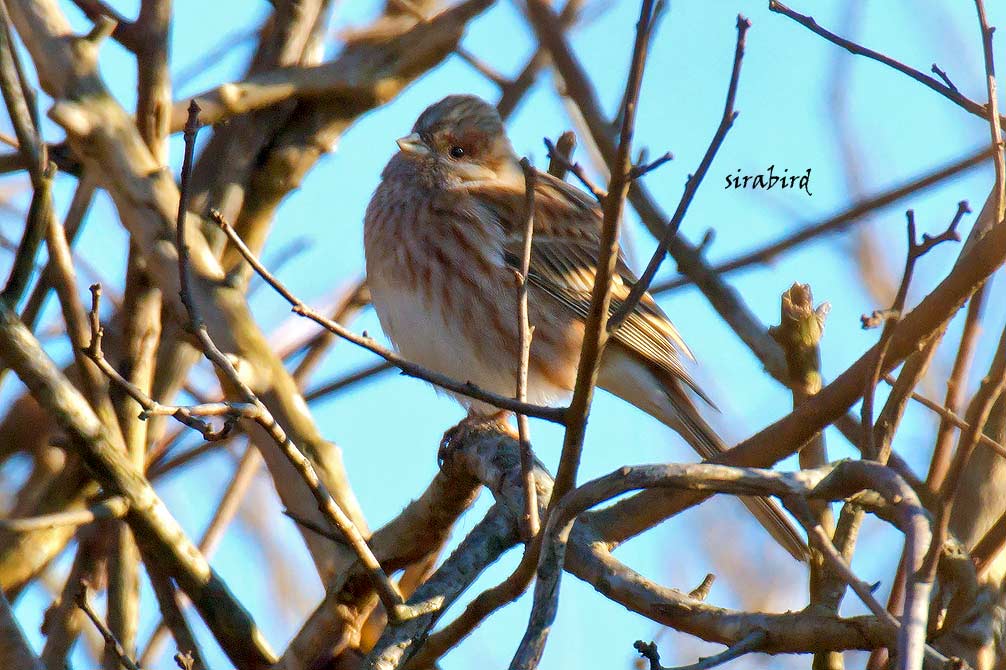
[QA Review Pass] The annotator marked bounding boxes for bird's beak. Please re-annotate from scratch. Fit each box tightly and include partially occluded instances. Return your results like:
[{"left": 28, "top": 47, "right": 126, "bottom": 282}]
[{"left": 396, "top": 132, "right": 429, "bottom": 156}]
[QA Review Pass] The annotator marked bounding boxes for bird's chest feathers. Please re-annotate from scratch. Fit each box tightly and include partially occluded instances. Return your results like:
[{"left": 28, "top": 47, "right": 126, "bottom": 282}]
[{"left": 374, "top": 195, "right": 507, "bottom": 282}]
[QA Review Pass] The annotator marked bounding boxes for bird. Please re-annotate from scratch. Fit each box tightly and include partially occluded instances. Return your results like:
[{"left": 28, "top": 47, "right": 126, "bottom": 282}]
[{"left": 364, "top": 94, "right": 807, "bottom": 561}]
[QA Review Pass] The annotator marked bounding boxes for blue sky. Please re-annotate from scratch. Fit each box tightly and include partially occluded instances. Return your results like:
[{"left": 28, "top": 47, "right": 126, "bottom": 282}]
[{"left": 3, "top": 0, "right": 1006, "bottom": 668}]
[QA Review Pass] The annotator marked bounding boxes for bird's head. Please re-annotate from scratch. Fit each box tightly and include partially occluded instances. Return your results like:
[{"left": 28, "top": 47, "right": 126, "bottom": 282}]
[{"left": 395, "top": 95, "right": 520, "bottom": 188}]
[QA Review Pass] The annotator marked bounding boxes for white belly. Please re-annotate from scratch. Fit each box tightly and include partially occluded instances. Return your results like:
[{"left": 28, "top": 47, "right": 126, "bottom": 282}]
[{"left": 368, "top": 277, "right": 567, "bottom": 411}]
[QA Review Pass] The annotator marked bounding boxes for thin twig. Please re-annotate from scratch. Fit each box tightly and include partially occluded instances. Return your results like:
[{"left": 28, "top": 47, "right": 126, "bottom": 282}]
[
  {"left": 0, "top": 0, "right": 50, "bottom": 305},
  {"left": 974, "top": 0, "right": 1006, "bottom": 227},
  {"left": 75, "top": 583, "right": 142, "bottom": 670},
  {"left": 650, "top": 146, "right": 991, "bottom": 295},
  {"left": 547, "top": 0, "right": 660, "bottom": 510},
  {"left": 546, "top": 131, "right": 576, "bottom": 179},
  {"left": 608, "top": 14, "right": 750, "bottom": 332},
  {"left": 925, "top": 286, "right": 990, "bottom": 487},
  {"left": 633, "top": 632, "right": 766, "bottom": 670},
  {"left": 497, "top": 0, "right": 585, "bottom": 119},
  {"left": 627, "top": 151, "right": 672, "bottom": 180},
  {"left": 404, "top": 536, "right": 542, "bottom": 667},
  {"left": 543, "top": 136, "right": 605, "bottom": 202},
  {"left": 209, "top": 209, "right": 567, "bottom": 424},
  {"left": 84, "top": 286, "right": 239, "bottom": 441},
  {"left": 282, "top": 508, "right": 350, "bottom": 546},
  {"left": 880, "top": 373, "right": 1006, "bottom": 458},
  {"left": 0, "top": 496, "right": 128, "bottom": 532},
  {"left": 859, "top": 203, "right": 967, "bottom": 462},
  {"left": 141, "top": 562, "right": 207, "bottom": 670},
  {"left": 303, "top": 361, "right": 394, "bottom": 402},
  {"left": 928, "top": 326, "right": 1006, "bottom": 571},
  {"left": 140, "top": 445, "right": 260, "bottom": 668},
  {"left": 972, "top": 507, "right": 1006, "bottom": 577},
  {"left": 516, "top": 158, "right": 540, "bottom": 539},
  {"left": 174, "top": 103, "right": 409, "bottom": 621},
  {"left": 511, "top": 1, "right": 663, "bottom": 664},
  {"left": 931, "top": 63, "right": 958, "bottom": 93},
  {"left": 769, "top": 0, "right": 999, "bottom": 125}
]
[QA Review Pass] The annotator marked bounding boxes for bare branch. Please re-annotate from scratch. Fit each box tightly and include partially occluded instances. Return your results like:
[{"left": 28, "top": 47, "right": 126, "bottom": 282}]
[
  {"left": 76, "top": 583, "right": 142, "bottom": 670},
  {"left": 609, "top": 14, "right": 749, "bottom": 332},
  {"left": 546, "top": 130, "right": 576, "bottom": 179},
  {"left": 972, "top": 0, "right": 1005, "bottom": 227},
  {"left": 926, "top": 287, "right": 991, "bottom": 487},
  {"left": 650, "top": 146, "right": 991, "bottom": 296},
  {"left": 0, "top": 301, "right": 277, "bottom": 669},
  {"left": 175, "top": 103, "right": 408, "bottom": 623},
  {"left": 211, "top": 208, "right": 567, "bottom": 423},
  {"left": 0, "top": 589, "right": 44, "bottom": 670},
  {"left": 0, "top": 496, "right": 127, "bottom": 532},
  {"left": 516, "top": 158, "right": 540, "bottom": 538},
  {"left": 859, "top": 203, "right": 968, "bottom": 462},
  {"left": 881, "top": 373, "right": 1006, "bottom": 459},
  {"left": 769, "top": 0, "right": 999, "bottom": 124},
  {"left": 547, "top": 0, "right": 661, "bottom": 514},
  {"left": 633, "top": 632, "right": 766, "bottom": 670},
  {"left": 543, "top": 136, "right": 605, "bottom": 201}
]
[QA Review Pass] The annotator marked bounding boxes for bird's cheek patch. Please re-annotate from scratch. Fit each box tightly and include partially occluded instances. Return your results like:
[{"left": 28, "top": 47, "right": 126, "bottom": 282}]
[{"left": 450, "top": 161, "right": 497, "bottom": 184}]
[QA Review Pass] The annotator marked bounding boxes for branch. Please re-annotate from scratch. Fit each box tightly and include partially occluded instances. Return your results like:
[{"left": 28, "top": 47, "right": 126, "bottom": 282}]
[
  {"left": 84, "top": 284, "right": 240, "bottom": 441},
  {"left": 0, "top": 302, "right": 277, "bottom": 669},
  {"left": 379, "top": 422, "right": 956, "bottom": 667},
  {"left": 768, "top": 283, "right": 835, "bottom": 644},
  {"left": 140, "top": 446, "right": 260, "bottom": 668},
  {"left": 609, "top": 14, "right": 749, "bottom": 332},
  {"left": 279, "top": 454, "right": 481, "bottom": 670},
  {"left": 548, "top": 0, "right": 661, "bottom": 515},
  {"left": 0, "top": 589, "right": 44, "bottom": 670},
  {"left": 6, "top": 0, "right": 490, "bottom": 588},
  {"left": 543, "top": 136, "right": 605, "bottom": 202},
  {"left": 303, "top": 361, "right": 395, "bottom": 402},
  {"left": 651, "top": 145, "right": 991, "bottom": 295},
  {"left": 169, "top": 0, "right": 494, "bottom": 131},
  {"left": 76, "top": 583, "right": 142, "bottom": 670},
  {"left": 0, "top": 495, "right": 127, "bottom": 532},
  {"left": 880, "top": 373, "right": 1006, "bottom": 459},
  {"left": 142, "top": 564, "right": 208, "bottom": 670},
  {"left": 174, "top": 103, "right": 407, "bottom": 622},
  {"left": 926, "top": 287, "right": 991, "bottom": 487},
  {"left": 928, "top": 326, "right": 1006, "bottom": 581},
  {"left": 523, "top": 458, "right": 945, "bottom": 668},
  {"left": 364, "top": 506, "right": 521, "bottom": 670},
  {"left": 633, "top": 633, "right": 766, "bottom": 670},
  {"left": 974, "top": 0, "right": 1005, "bottom": 227},
  {"left": 515, "top": 158, "right": 540, "bottom": 538},
  {"left": 210, "top": 209, "right": 566, "bottom": 423},
  {"left": 524, "top": 0, "right": 789, "bottom": 380},
  {"left": 859, "top": 204, "right": 967, "bottom": 462},
  {"left": 0, "top": 0, "right": 51, "bottom": 306},
  {"left": 546, "top": 130, "right": 576, "bottom": 179},
  {"left": 769, "top": 0, "right": 999, "bottom": 124}
]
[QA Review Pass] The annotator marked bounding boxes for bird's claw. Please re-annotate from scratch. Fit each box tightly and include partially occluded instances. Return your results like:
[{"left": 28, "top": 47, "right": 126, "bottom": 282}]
[{"left": 438, "top": 410, "right": 515, "bottom": 472}]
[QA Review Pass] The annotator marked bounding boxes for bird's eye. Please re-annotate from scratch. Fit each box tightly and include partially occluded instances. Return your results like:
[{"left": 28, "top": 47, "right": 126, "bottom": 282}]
[{"left": 449, "top": 146, "right": 466, "bottom": 158}]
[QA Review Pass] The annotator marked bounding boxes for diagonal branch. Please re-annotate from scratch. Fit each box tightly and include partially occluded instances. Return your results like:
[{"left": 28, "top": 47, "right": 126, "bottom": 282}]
[
  {"left": 211, "top": 209, "right": 566, "bottom": 423},
  {"left": 769, "top": 0, "right": 999, "bottom": 125},
  {"left": 0, "top": 301, "right": 277, "bottom": 669},
  {"left": 546, "top": 0, "right": 660, "bottom": 511},
  {"left": 609, "top": 14, "right": 749, "bottom": 332},
  {"left": 650, "top": 145, "right": 991, "bottom": 295}
]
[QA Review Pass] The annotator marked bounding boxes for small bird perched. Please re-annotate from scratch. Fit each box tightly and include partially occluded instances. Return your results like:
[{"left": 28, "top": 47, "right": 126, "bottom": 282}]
[{"left": 364, "top": 94, "right": 807, "bottom": 561}]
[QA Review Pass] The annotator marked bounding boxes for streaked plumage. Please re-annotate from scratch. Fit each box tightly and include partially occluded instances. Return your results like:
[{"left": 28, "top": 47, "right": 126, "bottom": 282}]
[{"left": 364, "top": 94, "right": 807, "bottom": 561}]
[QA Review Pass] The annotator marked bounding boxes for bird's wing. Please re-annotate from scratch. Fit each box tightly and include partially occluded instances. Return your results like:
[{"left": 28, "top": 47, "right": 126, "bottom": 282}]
[{"left": 471, "top": 168, "right": 710, "bottom": 404}]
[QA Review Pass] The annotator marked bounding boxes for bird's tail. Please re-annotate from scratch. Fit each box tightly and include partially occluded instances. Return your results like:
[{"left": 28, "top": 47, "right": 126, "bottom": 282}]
[
  {"left": 597, "top": 348, "right": 809, "bottom": 562},
  {"left": 672, "top": 397, "right": 810, "bottom": 562}
]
